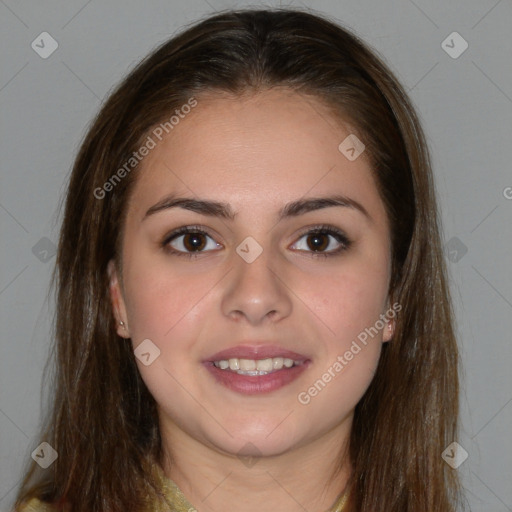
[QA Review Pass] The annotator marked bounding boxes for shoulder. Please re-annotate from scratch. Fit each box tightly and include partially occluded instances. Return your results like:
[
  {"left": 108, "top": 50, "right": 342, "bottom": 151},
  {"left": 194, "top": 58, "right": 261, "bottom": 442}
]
[{"left": 16, "top": 498, "right": 60, "bottom": 512}]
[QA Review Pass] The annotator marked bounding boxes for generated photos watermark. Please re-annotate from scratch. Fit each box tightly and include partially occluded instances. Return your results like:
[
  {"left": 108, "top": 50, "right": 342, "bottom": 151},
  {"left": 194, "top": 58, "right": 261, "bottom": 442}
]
[
  {"left": 297, "top": 301, "right": 402, "bottom": 405},
  {"left": 94, "top": 97, "right": 197, "bottom": 199}
]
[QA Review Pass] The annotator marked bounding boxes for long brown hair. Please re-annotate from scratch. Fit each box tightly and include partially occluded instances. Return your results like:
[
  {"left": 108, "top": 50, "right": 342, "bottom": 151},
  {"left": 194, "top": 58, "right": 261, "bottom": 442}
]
[{"left": 15, "top": 8, "right": 464, "bottom": 511}]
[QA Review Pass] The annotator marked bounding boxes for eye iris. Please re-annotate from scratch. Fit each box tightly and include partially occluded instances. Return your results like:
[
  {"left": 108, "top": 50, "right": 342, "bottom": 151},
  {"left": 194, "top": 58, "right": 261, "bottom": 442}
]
[
  {"left": 307, "top": 233, "right": 329, "bottom": 251},
  {"left": 183, "top": 233, "right": 206, "bottom": 251}
]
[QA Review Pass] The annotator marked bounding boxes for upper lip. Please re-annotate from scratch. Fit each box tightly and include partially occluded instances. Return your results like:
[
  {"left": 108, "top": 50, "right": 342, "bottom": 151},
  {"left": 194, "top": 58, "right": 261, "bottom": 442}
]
[{"left": 205, "top": 344, "right": 309, "bottom": 362}]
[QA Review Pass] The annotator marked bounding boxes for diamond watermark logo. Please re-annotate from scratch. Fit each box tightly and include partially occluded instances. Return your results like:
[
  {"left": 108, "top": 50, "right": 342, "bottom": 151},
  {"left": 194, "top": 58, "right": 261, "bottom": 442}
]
[
  {"left": 31, "top": 32, "right": 59, "bottom": 59},
  {"left": 441, "top": 32, "right": 468, "bottom": 59},
  {"left": 32, "top": 237, "right": 57, "bottom": 263},
  {"left": 31, "top": 442, "right": 58, "bottom": 469},
  {"left": 338, "top": 134, "right": 365, "bottom": 161},
  {"left": 236, "top": 236, "right": 263, "bottom": 264},
  {"left": 445, "top": 237, "right": 468, "bottom": 263},
  {"left": 236, "top": 442, "right": 263, "bottom": 468},
  {"left": 442, "top": 441, "right": 468, "bottom": 469},
  {"left": 134, "top": 339, "right": 161, "bottom": 366}
]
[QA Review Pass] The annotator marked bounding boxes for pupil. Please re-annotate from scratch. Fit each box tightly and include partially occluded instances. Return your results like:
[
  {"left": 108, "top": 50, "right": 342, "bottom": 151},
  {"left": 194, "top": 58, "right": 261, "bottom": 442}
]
[
  {"left": 184, "top": 233, "right": 205, "bottom": 251},
  {"left": 308, "top": 234, "right": 328, "bottom": 251}
]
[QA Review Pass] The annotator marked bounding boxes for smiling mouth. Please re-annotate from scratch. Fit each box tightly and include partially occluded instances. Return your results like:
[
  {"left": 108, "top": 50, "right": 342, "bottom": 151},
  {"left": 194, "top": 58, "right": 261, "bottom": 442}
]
[
  {"left": 204, "top": 356, "right": 310, "bottom": 395},
  {"left": 211, "top": 356, "right": 307, "bottom": 376}
]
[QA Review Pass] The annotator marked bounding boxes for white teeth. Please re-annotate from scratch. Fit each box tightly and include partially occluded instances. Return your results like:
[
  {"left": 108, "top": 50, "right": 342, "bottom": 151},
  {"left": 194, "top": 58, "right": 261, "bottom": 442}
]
[
  {"left": 256, "top": 358, "right": 273, "bottom": 371},
  {"left": 239, "top": 359, "right": 256, "bottom": 371},
  {"left": 236, "top": 370, "right": 273, "bottom": 376},
  {"left": 213, "top": 356, "right": 304, "bottom": 374},
  {"left": 273, "top": 357, "right": 284, "bottom": 370}
]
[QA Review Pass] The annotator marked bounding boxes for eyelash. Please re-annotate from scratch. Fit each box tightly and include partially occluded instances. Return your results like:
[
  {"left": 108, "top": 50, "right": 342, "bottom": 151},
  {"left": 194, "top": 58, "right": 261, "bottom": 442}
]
[{"left": 161, "top": 224, "right": 352, "bottom": 260}]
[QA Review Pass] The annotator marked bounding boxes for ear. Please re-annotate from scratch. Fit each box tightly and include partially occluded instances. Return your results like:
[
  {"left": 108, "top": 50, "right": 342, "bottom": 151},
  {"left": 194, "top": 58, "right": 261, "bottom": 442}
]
[
  {"left": 381, "top": 298, "right": 396, "bottom": 343},
  {"left": 382, "top": 317, "right": 395, "bottom": 343},
  {"left": 107, "top": 259, "right": 130, "bottom": 338}
]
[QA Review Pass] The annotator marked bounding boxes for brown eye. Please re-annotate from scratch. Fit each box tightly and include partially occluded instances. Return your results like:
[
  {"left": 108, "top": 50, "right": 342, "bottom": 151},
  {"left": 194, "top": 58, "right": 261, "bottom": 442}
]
[
  {"left": 181, "top": 233, "right": 207, "bottom": 252},
  {"left": 305, "top": 233, "right": 330, "bottom": 252},
  {"left": 163, "top": 226, "right": 222, "bottom": 258},
  {"left": 291, "top": 226, "right": 351, "bottom": 257}
]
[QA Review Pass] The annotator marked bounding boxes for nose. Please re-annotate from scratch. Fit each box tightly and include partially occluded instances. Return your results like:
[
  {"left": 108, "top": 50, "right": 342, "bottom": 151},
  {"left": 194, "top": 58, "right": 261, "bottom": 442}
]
[{"left": 221, "top": 243, "right": 293, "bottom": 326}]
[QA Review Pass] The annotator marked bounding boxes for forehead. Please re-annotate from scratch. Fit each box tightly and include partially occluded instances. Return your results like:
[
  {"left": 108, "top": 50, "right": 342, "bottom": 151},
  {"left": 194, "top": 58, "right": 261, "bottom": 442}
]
[{"left": 126, "top": 88, "right": 385, "bottom": 225}]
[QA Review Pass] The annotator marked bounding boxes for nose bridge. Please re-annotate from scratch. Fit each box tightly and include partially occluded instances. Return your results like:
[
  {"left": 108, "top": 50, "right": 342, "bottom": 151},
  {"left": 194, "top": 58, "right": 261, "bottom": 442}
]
[{"left": 221, "top": 238, "right": 292, "bottom": 324}]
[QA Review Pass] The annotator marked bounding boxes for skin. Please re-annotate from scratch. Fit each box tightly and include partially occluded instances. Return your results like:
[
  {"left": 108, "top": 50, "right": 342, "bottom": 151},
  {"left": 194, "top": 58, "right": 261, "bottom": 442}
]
[{"left": 108, "top": 88, "right": 394, "bottom": 512}]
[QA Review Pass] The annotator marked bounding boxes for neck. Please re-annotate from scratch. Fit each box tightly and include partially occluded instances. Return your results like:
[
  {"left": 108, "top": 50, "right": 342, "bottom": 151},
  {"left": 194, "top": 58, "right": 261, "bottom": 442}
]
[{"left": 159, "top": 417, "right": 353, "bottom": 512}]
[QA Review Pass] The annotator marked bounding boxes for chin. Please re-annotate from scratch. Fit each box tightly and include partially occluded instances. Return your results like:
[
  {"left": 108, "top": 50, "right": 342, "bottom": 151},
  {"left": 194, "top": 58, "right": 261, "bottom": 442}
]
[{"left": 205, "top": 421, "right": 304, "bottom": 459}]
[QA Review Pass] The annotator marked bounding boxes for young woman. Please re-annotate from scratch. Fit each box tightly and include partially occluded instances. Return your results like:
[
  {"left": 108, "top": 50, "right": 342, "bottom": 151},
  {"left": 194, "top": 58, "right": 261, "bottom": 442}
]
[{"left": 15, "top": 8, "right": 464, "bottom": 512}]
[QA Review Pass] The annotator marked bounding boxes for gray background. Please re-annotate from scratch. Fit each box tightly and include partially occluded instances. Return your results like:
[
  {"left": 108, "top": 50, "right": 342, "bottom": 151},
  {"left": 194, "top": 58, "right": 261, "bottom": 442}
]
[{"left": 1, "top": 0, "right": 511, "bottom": 510}]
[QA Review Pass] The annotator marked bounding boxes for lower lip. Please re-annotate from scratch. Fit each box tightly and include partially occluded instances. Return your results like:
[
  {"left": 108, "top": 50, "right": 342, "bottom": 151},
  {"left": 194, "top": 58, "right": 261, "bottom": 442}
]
[{"left": 203, "top": 361, "right": 310, "bottom": 395}]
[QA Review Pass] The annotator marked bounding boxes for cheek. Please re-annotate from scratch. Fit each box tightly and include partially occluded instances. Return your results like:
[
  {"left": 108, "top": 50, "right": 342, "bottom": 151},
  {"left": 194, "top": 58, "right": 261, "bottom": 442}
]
[
  {"left": 297, "top": 340, "right": 382, "bottom": 431},
  {"left": 122, "top": 259, "right": 212, "bottom": 341},
  {"left": 307, "top": 257, "right": 390, "bottom": 340},
  {"left": 297, "top": 256, "right": 389, "bottom": 397},
  {"left": 123, "top": 264, "right": 213, "bottom": 421},
  {"left": 297, "top": 270, "right": 388, "bottom": 414}
]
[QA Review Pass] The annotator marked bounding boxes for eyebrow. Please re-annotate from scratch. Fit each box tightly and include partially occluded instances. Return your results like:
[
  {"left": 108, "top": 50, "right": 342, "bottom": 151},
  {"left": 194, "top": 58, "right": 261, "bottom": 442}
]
[{"left": 143, "top": 194, "right": 371, "bottom": 222}]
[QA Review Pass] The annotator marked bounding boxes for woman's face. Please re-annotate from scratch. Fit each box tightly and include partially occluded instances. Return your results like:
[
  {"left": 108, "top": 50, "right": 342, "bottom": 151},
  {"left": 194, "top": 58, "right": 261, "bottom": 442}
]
[{"left": 109, "top": 88, "right": 394, "bottom": 458}]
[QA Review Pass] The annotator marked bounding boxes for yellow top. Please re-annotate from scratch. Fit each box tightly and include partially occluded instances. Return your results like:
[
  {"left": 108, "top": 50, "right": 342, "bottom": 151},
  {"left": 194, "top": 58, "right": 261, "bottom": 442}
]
[{"left": 18, "top": 463, "right": 350, "bottom": 512}]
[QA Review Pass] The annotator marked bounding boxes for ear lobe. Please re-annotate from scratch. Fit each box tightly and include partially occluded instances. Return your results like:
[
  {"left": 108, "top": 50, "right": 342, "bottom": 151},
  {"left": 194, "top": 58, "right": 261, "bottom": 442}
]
[
  {"left": 107, "top": 259, "right": 130, "bottom": 338},
  {"left": 382, "top": 319, "right": 395, "bottom": 343},
  {"left": 382, "top": 297, "right": 396, "bottom": 343}
]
